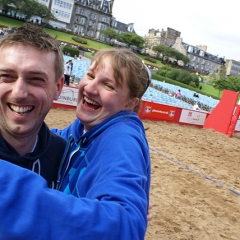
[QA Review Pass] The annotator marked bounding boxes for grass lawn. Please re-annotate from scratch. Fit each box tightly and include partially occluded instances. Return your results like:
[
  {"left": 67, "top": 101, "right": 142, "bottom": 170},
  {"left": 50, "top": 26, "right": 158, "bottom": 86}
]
[
  {"left": 0, "top": 16, "right": 23, "bottom": 28},
  {"left": 199, "top": 82, "right": 222, "bottom": 99},
  {"left": 0, "top": 15, "right": 221, "bottom": 99}
]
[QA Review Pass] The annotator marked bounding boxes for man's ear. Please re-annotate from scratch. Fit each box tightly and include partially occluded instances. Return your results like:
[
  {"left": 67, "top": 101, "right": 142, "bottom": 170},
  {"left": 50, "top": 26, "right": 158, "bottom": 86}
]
[
  {"left": 54, "top": 75, "right": 64, "bottom": 100},
  {"left": 125, "top": 97, "right": 139, "bottom": 110}
]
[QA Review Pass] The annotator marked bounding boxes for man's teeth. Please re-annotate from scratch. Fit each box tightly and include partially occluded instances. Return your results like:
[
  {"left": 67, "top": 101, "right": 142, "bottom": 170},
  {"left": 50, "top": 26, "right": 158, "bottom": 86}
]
[
  {"left": 10, "top": 105, "right": 33, "bottom": 113},
  {"left": 84, "top": 96, "right": 99, "bottom": 106}
]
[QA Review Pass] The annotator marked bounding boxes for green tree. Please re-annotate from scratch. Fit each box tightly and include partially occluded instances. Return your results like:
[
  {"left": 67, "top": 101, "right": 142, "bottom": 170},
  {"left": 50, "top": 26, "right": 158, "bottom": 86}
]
[
  {"left": 172, "top": 49, "right": 190, "bottom": 65},
  {"left": 129, "top": 33, "right": 145, "bottom": 48},
  {"left": 35, "top": 1, "right": 56, "bottom": 21},
  {"left": 153, "top": 45, "right": 190, "bottom": 65},
  {"left": 152, "top": 44, "right": 171, "bottom": 60},
  {"left": 166, "top": 69, "right": 180, "bottom": 80},
  {"left": 176, "top": 70, "right": 192, "bottom": 85},
  {"left": 100, "top": 27, "right": 118, "bottom": 40},
  {"left": 156, "top": 65, "right": 171, "bottom": 77},
  {"left": 190, "top": 73, "right": 199, "bottom": 87},
  {"left": 213, "top": 78, "right": 232, "bottom": 97},
  {"left": 0, "top": 0, "right": 55, "bottom": 21},
  {"left": 227, "top": 76, "right": 240, "bottom": 92},
  {"left": 213, "top": 77, "right": 240, "bottom": 93},
  {"left": 18, "top": 0, "right": 55, "bottom": 21},
  {"left": 116, "top": 32, "right": 144, "bottom": 48},
  {"left": 0, "top": 0, "right": 19, "bottom": 15}
]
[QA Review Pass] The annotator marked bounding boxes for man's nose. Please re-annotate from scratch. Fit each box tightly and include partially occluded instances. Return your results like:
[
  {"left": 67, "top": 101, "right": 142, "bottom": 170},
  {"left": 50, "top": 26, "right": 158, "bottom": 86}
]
[{"left": 11, "top": 78, "right": 28, "bottom": 98}]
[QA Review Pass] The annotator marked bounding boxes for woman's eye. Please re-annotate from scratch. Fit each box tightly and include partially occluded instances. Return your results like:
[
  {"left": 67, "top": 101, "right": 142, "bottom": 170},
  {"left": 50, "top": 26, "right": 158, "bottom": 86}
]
[
  {"left": 105, "top": 83, "right": 114, "bottom": 90},
  {"left": 87, "top": 73, "right": 94, "bottom": 79}
]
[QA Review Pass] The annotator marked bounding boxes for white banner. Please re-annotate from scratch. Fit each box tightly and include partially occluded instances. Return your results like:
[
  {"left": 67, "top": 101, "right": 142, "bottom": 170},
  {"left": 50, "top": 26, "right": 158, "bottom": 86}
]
[
  {"left": 234, "top": 120, "right": 240, "bottom": 131},
  {"left": 53, "top": 86, "right": 78, "bottom": 107},
  {"left": 179, "top": 109, "right": 208, "bottom": 126}
]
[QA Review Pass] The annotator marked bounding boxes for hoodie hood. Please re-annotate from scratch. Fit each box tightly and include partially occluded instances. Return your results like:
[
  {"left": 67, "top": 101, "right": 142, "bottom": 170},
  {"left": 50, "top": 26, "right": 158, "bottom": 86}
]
[
  {"left": 74, "top": 110, "right": 144, "bottom": 148},
  {"left": 0, "top": 122, "right": 51, "bottom": 163}
]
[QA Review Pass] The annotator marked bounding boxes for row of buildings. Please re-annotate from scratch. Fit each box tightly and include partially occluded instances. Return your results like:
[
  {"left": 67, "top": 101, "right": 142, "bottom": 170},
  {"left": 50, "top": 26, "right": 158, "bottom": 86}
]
[
  {"left": 143, "top": 28, "right": 240, "bottom": 78},
  {"left": 2, "top": 0, "right": 239, "bottom": 78},
  {"left": 37, "top": 0, "right": 134, "bottom": 42}
]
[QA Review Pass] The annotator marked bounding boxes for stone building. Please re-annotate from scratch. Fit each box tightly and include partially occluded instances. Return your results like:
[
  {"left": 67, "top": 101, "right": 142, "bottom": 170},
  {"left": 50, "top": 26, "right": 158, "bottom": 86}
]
[
  {"left": 172, "top": 37, "right": 187, "bottom": 55},
  {"left": 37, "top": 0, "right": 74, "bottom": 28},
  {"left": 144, "top": 27, "right": 226, "bottom": 75},
  {"left": 36, "top": 0, "right": 134, "bottom": 40},
  {"left": 225, "top": 59, "right": 240, "bottom": 77},
  {"left": 182, "top": 42, "right": 225, "bottom": 75},
  {"left": 69, "top": 0, "right": 113, "bottom": 39},
  {"left": 144, "top": 27, "right": 181, "bottom": 50}
]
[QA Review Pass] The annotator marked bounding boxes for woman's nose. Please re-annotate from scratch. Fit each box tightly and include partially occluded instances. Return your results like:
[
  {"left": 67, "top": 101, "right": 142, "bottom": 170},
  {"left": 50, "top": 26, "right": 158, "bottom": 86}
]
[{"left": 84, "top": 79, "right": 99, "bottom": 95}]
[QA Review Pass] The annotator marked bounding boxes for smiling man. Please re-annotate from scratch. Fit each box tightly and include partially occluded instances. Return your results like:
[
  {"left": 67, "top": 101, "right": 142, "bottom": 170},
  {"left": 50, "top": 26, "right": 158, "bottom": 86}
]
[{"left": 0, "top": 24, "right": 66, "bottom": 188}]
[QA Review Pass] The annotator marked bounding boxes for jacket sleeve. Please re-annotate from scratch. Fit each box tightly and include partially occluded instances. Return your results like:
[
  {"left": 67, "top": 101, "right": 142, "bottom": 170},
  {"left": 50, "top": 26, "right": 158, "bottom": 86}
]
[
  {"left": 0, "top": 139, "right": 150, "bottom": 240},
  {"left": 51, "top": 118, "right": 80, "bottom": 141},
  {"left": 0, "top": 161, "right": 100, "bottom": 239}
]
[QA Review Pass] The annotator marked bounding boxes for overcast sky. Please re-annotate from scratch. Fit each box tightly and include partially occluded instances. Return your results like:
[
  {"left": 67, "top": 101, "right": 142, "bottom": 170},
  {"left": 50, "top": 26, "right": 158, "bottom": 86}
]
[{"left": 112, "top": 0, "right": 239, "bottom": 61}]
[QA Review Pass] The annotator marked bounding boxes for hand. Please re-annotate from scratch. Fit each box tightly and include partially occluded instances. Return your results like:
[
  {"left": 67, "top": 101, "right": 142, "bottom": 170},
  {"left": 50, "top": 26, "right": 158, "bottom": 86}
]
[{"left": 147, "top": 202, "right": 153, "bottom": 226}]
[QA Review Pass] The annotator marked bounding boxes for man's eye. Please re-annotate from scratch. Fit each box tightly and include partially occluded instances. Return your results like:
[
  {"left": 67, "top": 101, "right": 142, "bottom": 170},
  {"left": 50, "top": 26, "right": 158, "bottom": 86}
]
[
  {"left": 0, "top": 74, "right": 15, "bottom": 82},
  {"left": 31, "top": 77, "right": 44, "bottom": 81}
]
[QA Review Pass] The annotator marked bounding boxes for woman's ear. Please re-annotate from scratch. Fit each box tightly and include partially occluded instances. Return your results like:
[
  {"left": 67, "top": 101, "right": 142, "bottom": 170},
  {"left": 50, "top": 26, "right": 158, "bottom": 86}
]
[{"left": 125, "top": 97, "right": 139, "bottom": 110}]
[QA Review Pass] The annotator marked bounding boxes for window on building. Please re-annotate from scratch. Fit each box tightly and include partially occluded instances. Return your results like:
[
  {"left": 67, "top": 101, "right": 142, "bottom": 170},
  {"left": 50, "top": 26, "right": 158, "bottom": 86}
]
[
  {"left": 81, "top": 18, "right": 85, "bottom": 24},
  {"left": 127, "top": 26, "right": 133, "bottom": 32},
  {"left": 199, "top": 50, "right": 204, "bottom": 57},
  {"left": 97, "top": 23, "right": 106, "bottom": 30},
  {"left": 102, "top": 16, "right": 106, "bottom": 22},
  {"left": 188, "top": 46, "right": 193, "bottom": 53}
]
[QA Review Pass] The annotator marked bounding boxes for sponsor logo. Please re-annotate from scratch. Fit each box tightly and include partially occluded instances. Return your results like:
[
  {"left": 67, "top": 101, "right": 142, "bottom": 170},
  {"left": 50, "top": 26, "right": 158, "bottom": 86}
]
[
  {"left": 169, "top": 111, "right": 175, "bottom": 117},
  {"left": 145, "top": 106, "right": 151, "bottom": 114}
]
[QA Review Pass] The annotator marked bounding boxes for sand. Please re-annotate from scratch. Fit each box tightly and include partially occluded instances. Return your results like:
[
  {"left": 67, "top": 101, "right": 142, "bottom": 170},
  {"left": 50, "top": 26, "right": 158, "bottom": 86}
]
[{"left": 45, "top": 108, "right": 240, "bottom": 240}]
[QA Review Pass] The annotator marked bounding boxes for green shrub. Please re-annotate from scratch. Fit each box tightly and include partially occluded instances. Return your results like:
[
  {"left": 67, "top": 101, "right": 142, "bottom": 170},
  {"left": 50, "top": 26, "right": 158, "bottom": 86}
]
[
  {"left": 189, "top": 81, "right": 197, "bottom": 88},
  {"left": 72, "top": 36, "right": 87, "bottom": 44},
  {"left": 176, "top": 70, "right": 192, "bottom": 85},
  {"left": 166, "top": 69, "right": 180, "bottom": 80},
  {"left": 145, "top": 56, "right": 156, "bottom": 63},
  {"left": 61, "top": 46, "right": 79, "bottom": 57}
]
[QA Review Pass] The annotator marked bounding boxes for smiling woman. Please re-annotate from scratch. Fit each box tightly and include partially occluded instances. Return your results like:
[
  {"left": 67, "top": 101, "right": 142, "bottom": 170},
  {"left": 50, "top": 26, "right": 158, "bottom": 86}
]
[{"left": 76, "top": 48, "right": 151, "bottom": 130}]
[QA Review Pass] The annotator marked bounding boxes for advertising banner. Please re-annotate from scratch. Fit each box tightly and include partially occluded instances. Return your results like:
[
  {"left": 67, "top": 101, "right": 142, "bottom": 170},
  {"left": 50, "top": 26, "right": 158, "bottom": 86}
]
[
  {"left": 140, "top": 101, "right": 178, "bottom": 122},
  {"left": 179, "top": 109, "right": 208, "bottom": 126},
  {"left": 53, "top": 86, "right": 78, "bottom": 107}
]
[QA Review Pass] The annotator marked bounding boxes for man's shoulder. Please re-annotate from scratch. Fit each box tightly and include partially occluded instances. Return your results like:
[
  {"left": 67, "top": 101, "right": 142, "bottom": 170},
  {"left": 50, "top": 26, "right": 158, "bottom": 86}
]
[{"left": 50, "top": 131, "right": 67, "bottom": 147}]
